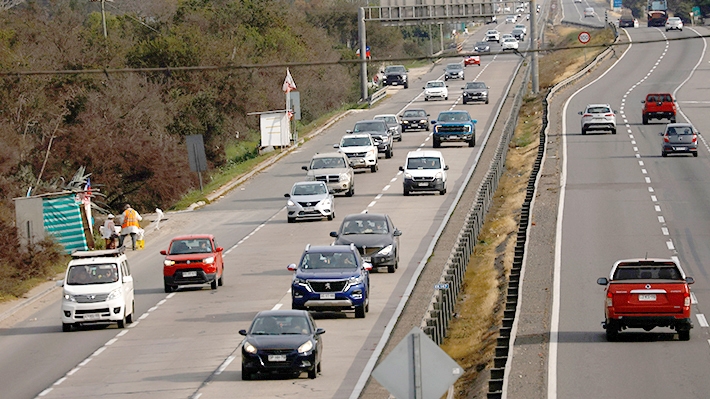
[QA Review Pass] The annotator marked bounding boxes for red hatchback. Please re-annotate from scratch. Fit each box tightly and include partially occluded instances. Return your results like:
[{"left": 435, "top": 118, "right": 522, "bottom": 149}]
[
  {"left": 464, "top": 55, "right": 480, "bottom": 66},
  {"left": 161, "top": 234, "right": 224, "bottom": 293}
]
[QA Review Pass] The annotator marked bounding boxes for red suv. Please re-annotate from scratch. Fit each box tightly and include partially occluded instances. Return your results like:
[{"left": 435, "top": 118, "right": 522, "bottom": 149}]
[
  {"left": 642, "top": 93, "right": 676, "bottom": 124},
  {"left": 161, "top": 234, "right": 224, "bottom": 293}
]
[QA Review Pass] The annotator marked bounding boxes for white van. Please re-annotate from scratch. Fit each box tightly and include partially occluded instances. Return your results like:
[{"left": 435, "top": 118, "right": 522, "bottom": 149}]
[
  {"left": 399, "top": 150, "right": 449, "bottom": 196},
  {"left": 59, "top": 247, "right": 135, "bottom": 332}
]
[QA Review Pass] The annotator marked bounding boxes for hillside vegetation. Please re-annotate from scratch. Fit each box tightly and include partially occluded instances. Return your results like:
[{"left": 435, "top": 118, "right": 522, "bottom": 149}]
[{"left": 0, "top": 0, "right": 434, "bottom": 299}]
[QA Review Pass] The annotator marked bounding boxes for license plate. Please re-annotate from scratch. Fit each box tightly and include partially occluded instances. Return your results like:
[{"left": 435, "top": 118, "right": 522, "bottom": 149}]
[
  {"left": 268, "top": 354, "right": 287, "bottom": 362},
  {"left": 418, "top": 182, "right": 429, "bottom": 187},
  {"left": 391, "top": 82, "right": 398, "bottom": 85},
  {"left": 449, "top": 136, "right": 459, "bottom": 140},
  {"left": 674, "top": 147, "right": 687, "bottom": 151},
  {"left": 320, "top": 293, "right": 335, "bottom": 300},
  {"left": 638, "top": 294, "right": 656, "bottom": 301},
  {"left": 83, "top": 313, "right": 101, "bottom": 321},
  {"left": 304, "top": 207, "right": 314, "bottom": 212},
  {"left": 183, "top": 271, "right": 197, "bottom": 277}
]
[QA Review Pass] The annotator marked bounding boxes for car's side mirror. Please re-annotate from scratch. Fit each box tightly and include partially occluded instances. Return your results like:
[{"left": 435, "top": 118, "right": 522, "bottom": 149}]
[
  {"left": 239, "top": 329, "right": 247, "bottom": 336},
  {"left": 578, "top": 111, "right": 583, "bottom": 115},
  {"left": 329, "top": 231, "right": 339, "bottom": 238},
  {"left": 444, "top": 165, "right": 450, "bottom": 170},
  {"left": 346, "top": 129, "right": 353, "bottom": 134},
  {"left": 422, "top": 87, "right": 426, "bottom": 89},
  {"left": 216, "top": 247, "right": 224, "bottom": 252},
  {"left": 284, "top": 193, "right": 291, "bottom": 198},
  {"left": 302, "top": 166, "right": 308, "bottom": 171},
  {"left": 160, "top": 250, "right": 167, "bottom": 255},
  {"left": 315, "top": 328, "right": 326, "bottom": 335},
  {"left": 686, "top": 277, "right": 695, "bottom": 285},
  {"left": 472, "top": 119, "right": 478, "bottom": 124},
  {"left": 399, "top": 166, "right": 404, "bottom": 171},
  {"left": 380, "top": 70, "right": 384, "bottom": 73},
  {"left": 363, "top": 262, "right": 373, "bottom": 271},
  {"left": 287, "top": 263, "right": 297, "bottom": 271},
  {"left": 597, "top": 277, "right": 609, "bottom": 285},
  {"left": 393, "top": 229, "right": 402, "bottom": 237},
  {"left": 659, "top": 132, "right": 664, "bottom": 136},
  {"left": 333, "top": 144, "right": 340, "bottom": 148},
  {"left": 641, "top": 100, "right": 646, "bottom": 103},
  {"left": 431, "top": 120, "right": 437, "bottom": 125}
]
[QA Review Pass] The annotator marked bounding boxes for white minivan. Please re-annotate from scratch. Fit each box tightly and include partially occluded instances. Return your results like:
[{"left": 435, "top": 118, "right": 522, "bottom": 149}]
[
  {"left": 399, "top": 150, "right": 449, "bottom": 196},
  {"left": 59, "top": 247, "right": 135, "bottom": 332}
]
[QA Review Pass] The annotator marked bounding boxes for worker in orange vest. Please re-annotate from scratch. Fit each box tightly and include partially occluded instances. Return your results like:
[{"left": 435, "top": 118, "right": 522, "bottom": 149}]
[{"left": 119, "top": 204, "right": 143, "bottom": 250}]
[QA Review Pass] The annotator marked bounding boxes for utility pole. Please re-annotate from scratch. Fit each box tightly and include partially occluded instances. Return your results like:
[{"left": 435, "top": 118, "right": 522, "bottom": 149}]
[
  {"left": 530, "top": 0, "right": 539, "bottom": 94},
  {"left": 90, "top": 0, "right": 113, "bottom": 38},
  {"left": 358, "top": 7, "right": 368, "bottom": 102}
]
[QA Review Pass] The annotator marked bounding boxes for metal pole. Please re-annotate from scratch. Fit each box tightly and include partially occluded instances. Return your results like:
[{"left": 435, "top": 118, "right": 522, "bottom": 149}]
[
  {"left": 411, "top": 332, "right": 423, "bottom": 399},
  {"left": 358, "top": 7, "right": 368, "bottom": 102},
  {"left": 429, "top": 23, "right": 433, "bottom": 56},
  {"left": 530, "top": 0, "right": 539, "bottom": 94},
  {"left": 439, "top": 23, "right": 444, "bottom": 54},
  {"left": 101, "top": 0, "right": 107, "bottom": 38}
]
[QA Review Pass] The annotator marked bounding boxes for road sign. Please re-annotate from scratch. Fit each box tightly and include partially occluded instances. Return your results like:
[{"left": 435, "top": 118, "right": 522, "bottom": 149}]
[
  {"left": 372, "top": 327, "right": 463, "bottom": 399},
  {"left": 578, "top": 31, "right": 591, "bottom": 44}
]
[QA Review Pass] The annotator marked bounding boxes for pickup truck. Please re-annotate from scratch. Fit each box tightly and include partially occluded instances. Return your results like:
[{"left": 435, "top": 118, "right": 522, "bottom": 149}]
[
  {"left": 642, "top": 93, "right": 676, "bottom": 124},
  {"left": 431, "top": 110, "right": 477, "bottom": 148},
  {"left": 597, "top": 258, "right": 694, "bottom": 341}
]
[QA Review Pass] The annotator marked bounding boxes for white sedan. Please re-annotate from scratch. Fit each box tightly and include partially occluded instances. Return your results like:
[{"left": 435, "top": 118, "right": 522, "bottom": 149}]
[
  {"left": 423, "top": 80, "right": 448, "bottom": 101},
  {"left": 501, "top": 37, "right": 519, "bottom": 50}
]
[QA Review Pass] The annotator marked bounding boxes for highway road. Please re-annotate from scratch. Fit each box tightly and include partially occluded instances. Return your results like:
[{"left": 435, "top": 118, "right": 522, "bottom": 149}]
[
  {"left": 549, "top": 26, "right": 710, "bottom": 398},
  {"left": 560, "top": 0, "right": 607, "bottom": 27},
  {"left": 0, "top": 22, "right": 528, "bottom": 399}
]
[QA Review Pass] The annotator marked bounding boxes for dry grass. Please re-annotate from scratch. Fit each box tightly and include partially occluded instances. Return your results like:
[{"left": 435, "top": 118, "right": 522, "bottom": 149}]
[{"left": 440, "top": 24, "right": 614, "bottom": 398}]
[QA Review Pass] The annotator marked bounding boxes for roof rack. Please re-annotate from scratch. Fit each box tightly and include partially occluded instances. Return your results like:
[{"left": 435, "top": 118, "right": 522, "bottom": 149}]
[{"left": 71, "top": 247, "right": 125, "bottom": 258}]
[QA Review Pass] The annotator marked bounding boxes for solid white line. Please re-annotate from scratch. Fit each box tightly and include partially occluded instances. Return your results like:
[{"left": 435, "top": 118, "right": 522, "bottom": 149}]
[
  {"left": 697, "top": 314, "right": 709, "bottom": 328},
  {"left": 691, "top": 292, "right": 698, "bottom": 304}
]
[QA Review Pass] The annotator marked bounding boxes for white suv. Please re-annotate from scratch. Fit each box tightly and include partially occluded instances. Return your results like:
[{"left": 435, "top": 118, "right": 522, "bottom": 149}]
[
  {"left": 579, "top": 104, "right": 617, "bottom": 135},
  {"left": 335, "top": 133, "right": 378, "bottom": 173},
  {"left": 59, "top": 248, "right": 135, "bottom": 332},
  {"left": 423, "top": 80, "right": 448, "bottom": 101},
  {"left": 486, "top": 29, "right": 500, "bottom": 42},
  {"left": 399, "top": 150, "right": 449, "bottom": 196}
]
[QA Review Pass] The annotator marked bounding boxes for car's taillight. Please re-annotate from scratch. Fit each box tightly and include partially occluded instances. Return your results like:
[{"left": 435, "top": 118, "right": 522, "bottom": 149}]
[
  {"left": 583, "top": 113, "right": 592, "bottom": 117},
  {"left": 606, "top": 291, "right": 613, "bottom": 307},
  {"left": 664, "top": 136, "right": 670, "bottom": 143},
  {"left": 692, "top": 135, "right": 697, "bottom": 143},
  {"left": 605, "top": 113, "right": 614, "bottom": 117},
  {"left": 684, "top": 294, "right": 691, "bottom": 307}
]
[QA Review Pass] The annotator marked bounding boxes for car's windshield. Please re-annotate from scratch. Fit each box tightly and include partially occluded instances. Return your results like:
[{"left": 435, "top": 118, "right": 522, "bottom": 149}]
[
  {"left": 476, "top": 42, "right": 487, "bottom": 47},
  {"left": 67, "top": 264, "right": 119, "bottom": 285},
  {"left": 466, "top": 82, "right": 486, "bottom": 89},
  {"left": 341, "top": 218, "right": 389, "bottom": 235},
  {"left": 666, "top": 126, "right": 694, "bottom": 136},
  {"left": 300, "top": 252, "right": 358, "bottom": 269},
  {"left": 169, "top": 239, "right": 213, "bottom": 254},
  {"left": 341, "top": 136, "right": 372, "bottom": 147},
  {"left": 375, "top": 116, "right": 397, "bottom": 124},
  {"left": 292, "top": 183, "right": 327, "bottom": 196},
  {"left": 613, "top": 267, "right": 680, "bottom": 280},
  {"left": 587, "top": 106, "right": 611, "bottom": 114},
  {"left": 353, "top": 122, "right": 386, "bottom": 133},
  {"left": 249, "top": 315, "right": 312, "bottom": 335},
  {"left": 446, "top": 64, "right": 462, "bottom": 71},
  {"left": 385, "top": 66, "right": 405, "bottom": 74},
  {"left": 437, "top": 112, "right": 470, "bottom": 122},
  {"left": 487, "top": 30, "right": 497, "bottom": 35},
  {"left": 311, "top": 157, "right": 345, "bottom": 169},
  {"left": 406, "top": 157, "right": 442, "bottom": 170},
  {"left": 403, "top": 110, "right": 426, "bottom": 118},
  {"left": 427, "top": 81, "right": 445, "bottom": 88}
]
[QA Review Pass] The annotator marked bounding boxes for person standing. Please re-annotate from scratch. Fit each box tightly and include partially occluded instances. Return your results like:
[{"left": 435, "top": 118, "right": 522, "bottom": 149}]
[
  {"left": 102, "top": 214, "right": 117, "bottom": 249},
  {"left": 119, "top": 204, "right": 142, "bottom": 250}
]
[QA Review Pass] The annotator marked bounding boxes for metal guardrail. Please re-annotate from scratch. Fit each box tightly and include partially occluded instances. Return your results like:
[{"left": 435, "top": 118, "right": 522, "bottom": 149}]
[{"left": 368, "top": 87, "right": 388, "bottom": 107}]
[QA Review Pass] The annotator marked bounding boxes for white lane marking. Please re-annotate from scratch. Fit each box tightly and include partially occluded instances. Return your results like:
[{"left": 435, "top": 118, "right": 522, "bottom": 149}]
[
  {"left": 53, "top": 377, "right": 67, "bottom": 386},
  {"left": 697, "top": 314, "right": 709, "bottom": 328},
  {"left": 390, "top": 177, "right": 398, "bottom": 182},
  {"left": 651, "top": 195, "right": 657, "bottom": 202},
  {"left": 375, "top": 194, "right": 383, "bottom": 200},
  {"left": 139, "top": 313, "right": 150, "bottom": 320},
  {"left": 105, "top": 338, "right": 118, "bottom": 346},
  {"left": 38, "top": 388, "right": 52, "bottom": 397},
  {"left": 662, "top": 227, "right": 669, "bottom": 235},
  {"left": 224, "top": 208, "right": 284, "bottom": 255},
  {"left": 641, "top": 168, "right": 646, "bottom": 174},
  {"left": 648, "top": 187, "right": 654, "bottom": 192},
  {"left": 667, "top": 240, "right": 675, "bottom": 250},
  {"left": 79, "top": 358, "right": 91, "bottom": 367},
  {"left": 367, "top": 201, "right": 377, "bottom": 208},
  {"left": 645, "top": 177, "right": 651, "bottom": 183},
  {"left": 92, "top": 347, "right": 106, "bottom": 357},
  {"left": 383, "top": 185, "right": 391, "bottom": 191},
  {"left": 67, "top": 367, "right": 80, "bottom": 376},
  {"left": 633, "top": 146, "right": 639, "bottom": 152},
  {"left": 271, "top": 303, "right": 283, "bottom": 311},
  {"left": 638, "top": 161, "right": 644, "bottom": 166},
  {"left": 215, "top": 356, "right": 236, "bottom": 375},
  {"left": 655, "top": 205, "right": 662, "bottom": 212},
  {"left": 692, "top": 292, "right": 698, "bottom": 304},
  {"left": 148, "top": 306, "right": 158, "bottom": 312}
]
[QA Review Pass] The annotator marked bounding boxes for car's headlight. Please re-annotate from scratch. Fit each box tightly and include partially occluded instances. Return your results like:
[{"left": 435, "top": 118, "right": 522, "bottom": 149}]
[
  {"left": 164, "top": 260, "right": 175, "bottom": 266},
  {"left": 203, "top": 257, "right": 215, "bottom": 264},
  {"left": 287, "top": 200, "right": 295, "bottom": 206},
  {"left": 339, "top": 173, "right": 349, "bottom": 182},
  {"left": 402, "top": 120, "right": 410, "bottom": 124},
  {"left": 368, "top": 149, "right": 376, "bottom": 156},
  {"left": 320, "top": 199, "right": 332, "bottom": 207},
  {"left": 420, "top": 120, "right": 427, "bottom": 124},
  {"left": 435, "top": 172, "right": 443, "bottom": 180},
  {"left": 348, "top": 275, "right": 364, "bottom": 285},
  {"left": 243, "top": 341, "right": 257, "bottom": 354},
  {"left": 63, "top": 292, "right": 77, "bottom": 302},
  {"left": 294, "top": 277, "right": 309, "bottom": 286},
  {"left": 107, "top": 287, "right": 122, "bottom": 300},
  {"left": 298, "top": 340, "right": 314, "bottom": 353},
  {"left": 377, "top": 245, "right": 393, "bottom": 256},
  {"left": 404, "top": 172, "right": 412, "bottom": 179}
]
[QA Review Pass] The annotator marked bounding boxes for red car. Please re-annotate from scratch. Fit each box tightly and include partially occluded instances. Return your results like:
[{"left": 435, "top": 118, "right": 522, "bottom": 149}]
[
  {"left": 464, "top": 55, "right": 480, "bottom": 66},
  {"left": 161, "top": 234, "right": 224, "bottom": 293}
]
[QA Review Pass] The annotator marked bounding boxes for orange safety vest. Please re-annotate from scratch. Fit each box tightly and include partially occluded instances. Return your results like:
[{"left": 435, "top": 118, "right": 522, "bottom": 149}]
[{"left": 122, "top": 209, "right": 140, "bottom": 229}]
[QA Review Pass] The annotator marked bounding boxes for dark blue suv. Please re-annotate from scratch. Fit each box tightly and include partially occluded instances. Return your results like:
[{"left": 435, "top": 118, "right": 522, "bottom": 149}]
[{"left": 288, "top": 244, "right": 372, "bottom": 318}]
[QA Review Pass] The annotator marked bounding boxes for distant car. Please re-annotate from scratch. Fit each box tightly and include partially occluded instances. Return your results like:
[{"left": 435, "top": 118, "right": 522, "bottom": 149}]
[
  {"left": 474, "top": 41, "right": 490, "bottom": 53},
  {"left": 501, "top": 33, "right": 514, "bottom": 42},
  {"left": 486, "top": 29, "right": 500, "bottom": 42},
  {"left": 335, "top": 133, "right": 378, "bottom": 172},
  {"left": 284, "top": 181, "right": 335, "bottom": 223},
  {"left": 239, "top": 309, "right": 325, "bottom": 380},
  {"left": 462, "top": 81, "right": 489, "bottom": 105},
  {"left": 618, "top": 14, "right": 635, "bottom": 27},
  {"left": 579, "top": 104, "right": 617, "bottom": 135},
  {"left": 512, "top": 28, "right": 525, "bottom": 40},
  {"left": 423, "top": 80, "right": 448, "bottom": 101},
  {"left": 431, "top": 110, "right": 477, "bottom": 148},
  {"left": 161, "top": 234, "right": 224, "bottom": 293},
  {"left": 661, "top": 123, "right": 698, "bottom": 157},
  {"left": 302, "top": 152, "right": 354, "bottom": 197},
  {"left": 464, "top": 55, "right": 481, "bottom": 66},
  {"left": 288, "top": 244, "right": 372, "bottom": 318},
  {"left": 665, "top": 16, "right": 683, "bottom": 31},
  {"left": 584, "top": 7, "right": 594, "bottom": 17},
  {"left": 574, "top": 0, "right": 582, "bottom": 3},
  {"left": 642, "top": 92, "right": 677, "bottom": 124},
  {"left": 373, "top": 114, "right": 403, "bottom": 142},
  {"left": 444, "top": 63, "right": 465, "bottom": 80},
  {"left": 400, "top": 109, "right": 430, "bottom": 132},
  {"left": 505, "top": 14, "right": 516, "bottom": 23},
  {"left": 348, "top": 119, "right": 393, "bottom": 159},
  {"left": 514, "top": 24, "right": 527, "bottom": 34},
  {"left": 399, "top": 150, "right": 449, "bottom": 196},
  {"left": 501, "top": 37, "right": 519, "bottom": 50},
  {"left": 381, "top": 64, "right": 408, "bottom": 88},
  {"left": 330, "top": 213, "right": 402, "bottom": 273}
]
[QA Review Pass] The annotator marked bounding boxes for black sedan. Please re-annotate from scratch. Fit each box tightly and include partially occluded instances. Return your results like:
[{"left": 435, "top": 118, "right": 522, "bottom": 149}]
[
  {"left": 474, "top": 41, "right": 490, "bottom": 53},
  {"left": 400, "top": 108, "right": 430, "bottom": 132},
  {"left": 240, "top": 310, "right": 325, "bottom": 380},
  {"left": 330, "top": 213, "right": 402, "bottom": 273}
]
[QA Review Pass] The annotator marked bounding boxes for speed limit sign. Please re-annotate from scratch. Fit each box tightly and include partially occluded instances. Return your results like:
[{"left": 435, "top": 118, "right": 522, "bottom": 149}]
[{"left": 578, "top": 31, "right": 591, "bottom": 44}]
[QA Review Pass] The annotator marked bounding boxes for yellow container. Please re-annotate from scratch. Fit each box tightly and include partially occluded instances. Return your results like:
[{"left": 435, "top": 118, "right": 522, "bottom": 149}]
[{"left": 136, "top": 239, "right": 145, "bottom": 250}]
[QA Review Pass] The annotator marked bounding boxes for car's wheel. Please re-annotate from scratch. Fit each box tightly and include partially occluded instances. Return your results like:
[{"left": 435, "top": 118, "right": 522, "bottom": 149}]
[
  {"left": 287, "top": 217, "right": 296, "bottom": 223},
  {"left": 670, "top": 116, "right": 677, "bottom": 123},
  {"left": 403, "top": 187, "right": 409, "bottom": 196},
  {"left": 469, "top": 137, "right": 475, "bottom": 147},
  {"left": 693, "top": 152, "right": 698, "bottom": 157},
  {"left": 404, "top": 82, "right": 409, "bottom": 89},
  {"left": 581, "top": 128, "right": 587, "bottom": 135},
  {"left": 485, "top": 98, "right": 489, "bottom": 104},
  {"left": 433, "top": 138, "right": 441, "bottom": 148},
  {"left": 388, "top": 264, "right": 396, "bottom": 273},
  {"left": 642, "top": 114, "right": 648, "bottom": 125},
  {"left": 445, "top": 96, "right": 448, "bottom": 100},
  {"left": 117, "top": 312, "right": 126, "bottom": 329},
  {"left": 678, "top": 330, "right": 690, "bottom": 341},
  {"left": 662, "top": 151, "right": 668, "bottom": 157},
  {"left": 327, "top": 213, "right": 333, "bottom": 221},
  {"left": 218, "top": 272, "right": 224, "bottom": 286},
  {"left": 440, "top": 187, "right": 447, "bottom": 195},
  {"left": 463, "top": 99, "right": 467, "bottom": 105},
  {"left": 425, "top": 125, "right": 430, "bottom": 131},
  {"left": 308, "top": 365, "right": 317, "bottom": 379},
  {"left": 242, "top": 368, "right": 252, "bottom": 381},
  {"left": 62, "top": 323, "right": 73, "bottom": 332},
  {"left": 605, "top": 325, "right": 619, "bottom": 342},
  {"left": 371, "top": 164, "right": 378, "bottom": 173},
  {"left": 385, "top": 148, "right": 392, "bottom": 159},
  {"left": 126, "top": 300, "right": 135, "bottom": 324},
  {"left": 346, "top": 185, "right": 354, "bottom": 197},
  {"left": 211, "top": 278, "right": 218, "bottom": 290},
  {"left": 611, "top": 128, "right": 617, "bottom": 135},
  {"left": 164, "top": 283, "right": 175, "bottom": 293},
  {"left": 355, "top": 304, "right": 366, "bottom": 319},
  {"left": 424, "top": 97, "right": 429, "bottom": 101}
]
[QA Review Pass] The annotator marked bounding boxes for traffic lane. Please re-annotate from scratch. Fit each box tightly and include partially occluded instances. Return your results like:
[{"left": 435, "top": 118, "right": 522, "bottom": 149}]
[
  {"left": 557, "top": 40, "right": 710, "bottom": 399},
  {"left": 561, "top": 0, "right": 606, "bottom": 26}
]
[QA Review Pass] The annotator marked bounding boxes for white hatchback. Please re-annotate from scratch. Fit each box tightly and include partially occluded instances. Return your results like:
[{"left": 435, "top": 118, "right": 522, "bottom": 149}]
[
  {"left": 423, "top": 80, "right": 448, "bottom": 101},
  {"left": 665, "top": 17, "right": 683, "bottom": 31}
]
